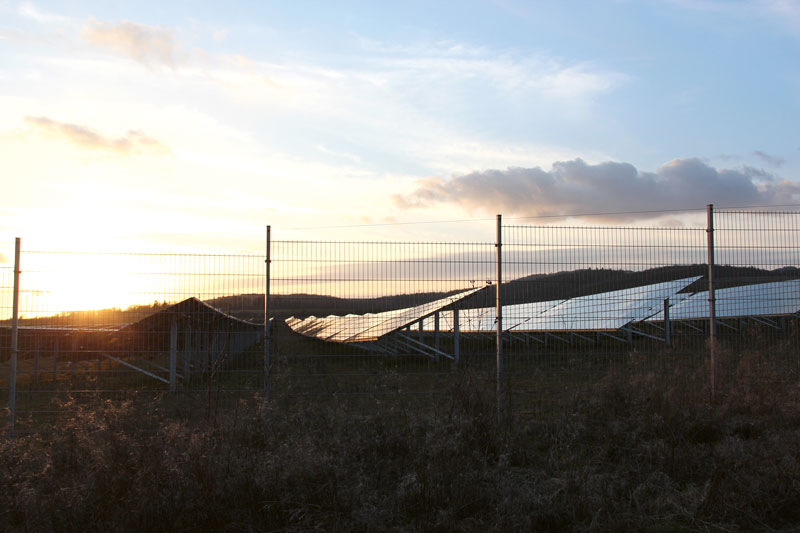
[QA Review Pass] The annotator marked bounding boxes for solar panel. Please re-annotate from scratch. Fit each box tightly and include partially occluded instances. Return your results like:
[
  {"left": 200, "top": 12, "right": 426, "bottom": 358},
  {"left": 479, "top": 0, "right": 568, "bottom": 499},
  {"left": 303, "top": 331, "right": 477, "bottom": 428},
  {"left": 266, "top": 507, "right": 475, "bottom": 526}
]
[
  {"left": 287, "top": 278, "right": 703, "bottom": 341},
  {"left": 515, "top": 277, "right": 700, "bottom": 332},
  {"left": 285, "top": 287, "right": 484, "bottom": 343},
  {"left": 422, "top": 277, "right": 699, "bottom": 333},
  {"left": 503, "top": 299, "right": 568, "bottom": 332},
  {"left": 421, "top": 307, "right": 496, "bottom": 332},
  {"left": 649, "top": 279, "right": 800, "bottom": 321}
]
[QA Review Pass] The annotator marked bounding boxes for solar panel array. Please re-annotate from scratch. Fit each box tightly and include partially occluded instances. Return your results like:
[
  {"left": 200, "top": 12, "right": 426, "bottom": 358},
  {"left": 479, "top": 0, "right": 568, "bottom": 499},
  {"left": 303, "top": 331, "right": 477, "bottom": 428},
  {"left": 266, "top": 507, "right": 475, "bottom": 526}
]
[
  {"left": 515, "top": 277, "right": 701, "bottom": 332},
  {"left": 421, "top": 277, "right": 700, "bottom": 333},
  {"left": 647, "top": 279, "right": 800, "bottom": 321},
  {"left": 284, "top": 277, "right": 800, "bottom": 345},
  {"left": 284, "top": 278, "right": 703, "bottom": 343},
  {"left": 285, "top": 287, "right": 484, "bottom": 343}
]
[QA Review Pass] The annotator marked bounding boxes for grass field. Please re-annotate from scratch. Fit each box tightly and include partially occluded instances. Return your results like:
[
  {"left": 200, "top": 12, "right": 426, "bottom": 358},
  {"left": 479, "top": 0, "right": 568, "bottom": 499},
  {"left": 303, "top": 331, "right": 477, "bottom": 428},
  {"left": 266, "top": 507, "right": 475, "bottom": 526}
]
[{"left": 2, "top": 338, "right": 800, "bottom": 531}]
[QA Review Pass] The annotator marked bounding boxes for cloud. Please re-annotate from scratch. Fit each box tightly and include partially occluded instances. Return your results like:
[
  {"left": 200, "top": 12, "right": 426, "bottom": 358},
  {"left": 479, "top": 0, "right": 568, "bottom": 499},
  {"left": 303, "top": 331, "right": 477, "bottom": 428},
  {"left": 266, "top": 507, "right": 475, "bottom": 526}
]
[
  {"left": 18, "top": 2, "right": 73, "bottom": 26},
  {"left": 394, "top": 158, "right": 800, "bottom": 221},
  {"left": 82, "top": 18, "right": 180, "bottom": 68},
  {"left": 753, "top": 150, "right": 785, "bottom": 167},
  {"left": 668, "top": 0, "right": 800, "bottom": 35},
  {"left": 24, "top": 116, "right": 170, "bottom": 155},
  {"left": 763, "top": 0, "right": 800, "bottom": 32},
  {"left": 212, "top": 28, "right": 229, "bottom": 42},
  {"left": 362, "top": 41, "right": 627, "bottom": 104}
]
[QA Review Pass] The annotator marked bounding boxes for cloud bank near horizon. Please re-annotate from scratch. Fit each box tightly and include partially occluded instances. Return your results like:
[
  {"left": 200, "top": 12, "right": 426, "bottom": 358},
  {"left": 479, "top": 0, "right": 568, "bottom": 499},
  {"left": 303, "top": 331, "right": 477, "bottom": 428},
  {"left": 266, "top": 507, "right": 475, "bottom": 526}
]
[{"left": 394, "top": 158, "right": 800, "bottom": 221}]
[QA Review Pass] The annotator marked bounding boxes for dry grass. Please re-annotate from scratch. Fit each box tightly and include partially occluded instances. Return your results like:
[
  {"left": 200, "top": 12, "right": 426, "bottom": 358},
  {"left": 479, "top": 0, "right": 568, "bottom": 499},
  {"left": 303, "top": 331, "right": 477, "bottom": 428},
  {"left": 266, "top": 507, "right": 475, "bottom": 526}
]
[{"left": 2, "top": 348, "right": 800, "bottom": 531}]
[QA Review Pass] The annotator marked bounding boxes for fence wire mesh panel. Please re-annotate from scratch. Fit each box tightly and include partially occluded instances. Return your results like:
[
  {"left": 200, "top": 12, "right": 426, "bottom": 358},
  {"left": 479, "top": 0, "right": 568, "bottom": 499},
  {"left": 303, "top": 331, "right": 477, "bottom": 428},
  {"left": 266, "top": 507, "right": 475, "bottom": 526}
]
[
  {"left": 711, "top": 209, "right": 800, "bottom": 399},
  {"left": 501, "top": 211, "right": 800, "bottom": 417},
  {"left": 0, "top": 251, "right": 266, "bottom": 434},
  {"left": 1, "top": 253, "right": 14, "bottom": 431},
  {"left": 271, "top": 240, "right": 496, "bottom": 409},
  {"left": 501, "top": 223, "right": 712, "bottom": 417},
  {"left": 3, "top": 207, "right": 799, "bottom": 434}
]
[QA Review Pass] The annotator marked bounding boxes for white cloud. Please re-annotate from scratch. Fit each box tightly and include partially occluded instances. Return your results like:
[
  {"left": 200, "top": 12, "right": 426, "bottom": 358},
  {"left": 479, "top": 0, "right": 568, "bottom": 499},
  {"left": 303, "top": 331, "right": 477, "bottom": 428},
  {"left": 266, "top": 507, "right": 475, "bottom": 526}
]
[
  {"left": 358, "top": 41, "right": 627, "bottom": 104},
  {"left": 212, "top": 28, "right": 228, "bottom": 42},
  {"left": 82, "top": 18, "right": 182, "bottom": 68},
  {"left": 763, "top": 0, "right": 800, "bottom": 31},
  {"left": 23, "top": 115, "right": 170, "bottom": 155},
  {"left": 667, "top": 0, "right": 800, "bottom": 34},
  {"left": 18, "top": 1, "right": 73, "bottom": 26},
  {"left": 315, "top": 145, "right": 363, "bottom": 164}
]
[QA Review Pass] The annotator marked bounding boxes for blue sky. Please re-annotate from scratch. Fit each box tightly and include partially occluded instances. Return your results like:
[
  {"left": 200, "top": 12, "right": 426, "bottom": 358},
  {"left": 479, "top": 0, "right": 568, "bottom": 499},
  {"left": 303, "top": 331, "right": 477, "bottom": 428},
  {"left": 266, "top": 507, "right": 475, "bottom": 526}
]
[{"left": 1, "top": 0, "right": 799, "bottom": 252}]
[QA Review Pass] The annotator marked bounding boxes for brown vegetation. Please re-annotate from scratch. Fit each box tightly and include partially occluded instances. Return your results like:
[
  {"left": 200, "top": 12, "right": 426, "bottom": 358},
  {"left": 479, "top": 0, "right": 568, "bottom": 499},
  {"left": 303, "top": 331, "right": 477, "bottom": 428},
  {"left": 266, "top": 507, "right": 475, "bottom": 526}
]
[{"left": 2, "top": 346, "right": 800, "bottom": 531}]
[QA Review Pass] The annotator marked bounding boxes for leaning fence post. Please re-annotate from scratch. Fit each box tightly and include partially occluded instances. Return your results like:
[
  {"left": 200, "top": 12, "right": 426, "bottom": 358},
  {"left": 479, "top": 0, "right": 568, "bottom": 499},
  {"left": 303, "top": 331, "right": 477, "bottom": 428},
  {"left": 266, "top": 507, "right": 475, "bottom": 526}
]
[
  {"left": 707, "top": 204, "right": 717, "bottom": 401},
  {"left": 8, "top": 238, "right": 20, "bottom": 438},
  {"left": 664, "top": 297, "right": 671, "bottom": 347},
  {"left": 496, "top": 214, "right": 504, "bottom": 426}
]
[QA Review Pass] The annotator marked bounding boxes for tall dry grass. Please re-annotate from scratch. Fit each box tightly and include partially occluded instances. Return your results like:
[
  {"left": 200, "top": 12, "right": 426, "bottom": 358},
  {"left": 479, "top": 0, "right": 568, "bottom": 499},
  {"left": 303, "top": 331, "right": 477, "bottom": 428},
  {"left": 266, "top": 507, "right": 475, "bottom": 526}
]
[{"left": 2, "top": 347, "right": 800, "bottom": 531}]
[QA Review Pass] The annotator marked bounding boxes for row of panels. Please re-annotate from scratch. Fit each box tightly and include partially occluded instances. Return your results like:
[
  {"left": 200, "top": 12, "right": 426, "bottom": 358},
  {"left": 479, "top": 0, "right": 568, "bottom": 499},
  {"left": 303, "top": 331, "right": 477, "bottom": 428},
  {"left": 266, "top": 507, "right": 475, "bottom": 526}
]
[
  {"left": 285, "top": 278, "right": 800, "bottom": 343},
  {"left": 648, "top": 279, "right": 800, "bottom": 321},
  {"left": 285, "top": 287, "right": 484, "bottom": 343},
  {"left": 421, "top": 277, "right": 701, "bottom": 333}
]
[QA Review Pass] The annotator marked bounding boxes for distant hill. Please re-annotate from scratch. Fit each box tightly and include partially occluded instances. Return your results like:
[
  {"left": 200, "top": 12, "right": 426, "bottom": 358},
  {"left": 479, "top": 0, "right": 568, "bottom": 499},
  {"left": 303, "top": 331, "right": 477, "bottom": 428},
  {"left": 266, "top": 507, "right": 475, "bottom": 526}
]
[
  {"left": 206, "top": 291, "right": 467, "bottom": 320},
  {"left": 210, "top": 264, "right": 800, "bottom": 320},
  {"left": 1, "top": 301, "right": 173, "bottom": 328},
  {"left": 6, "top": 264, "right": 796, "bottom": 327}
]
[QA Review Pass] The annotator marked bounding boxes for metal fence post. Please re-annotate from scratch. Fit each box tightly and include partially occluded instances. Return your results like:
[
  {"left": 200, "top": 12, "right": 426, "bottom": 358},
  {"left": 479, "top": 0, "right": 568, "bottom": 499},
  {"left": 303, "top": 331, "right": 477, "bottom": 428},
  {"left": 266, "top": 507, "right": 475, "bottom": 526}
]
[
  {"left": 707, "top": 204, "right": 717, "bottom": 401},
  {"left": 263, "top": 225, "right": 271, "bottom": 420},
  {"left": 434, "top": 312, "right": 440, "bottom": 353},
  {"left": 453, "top": 307, "right": 460, "bottom": 363},
  {"left": 184, "top": 322, "right": 192, "bottom": 385},
  {"left": 496, "top": 214, "right": 504, "bottom": 425},
  {"left": 169, "top": 315, "right": 178, "bottom": 392},
  {"left": 33, "top": 339, "right": 40, "bottom": 385},
  {"left": 8, "top": 238, "right": 20, "bottom": 438},
  {"left": 52, "top": 338, "right": 58, "bottom": 382}
]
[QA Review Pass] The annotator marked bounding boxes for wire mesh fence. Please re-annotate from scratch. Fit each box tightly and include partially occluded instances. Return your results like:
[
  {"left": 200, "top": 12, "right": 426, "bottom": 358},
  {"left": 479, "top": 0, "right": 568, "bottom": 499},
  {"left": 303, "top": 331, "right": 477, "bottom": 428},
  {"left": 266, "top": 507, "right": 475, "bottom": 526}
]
[
  {"left": 500, "top": 223, "right": 711, "bottom": 417},
  {"left": 2, "top": 206, "right": 799, "bottom": 433},
  {"left": 708, "top": 208, "right": 800, "bottom": 402},
  {"left": 270, "top": 240, "right": 497, "bottom": 408},
  {"left": 0, "top": 251, "right": 267, "bottom": 434},
  {"left": 500, "top": 209, "right": 800, "bottom": 416}
]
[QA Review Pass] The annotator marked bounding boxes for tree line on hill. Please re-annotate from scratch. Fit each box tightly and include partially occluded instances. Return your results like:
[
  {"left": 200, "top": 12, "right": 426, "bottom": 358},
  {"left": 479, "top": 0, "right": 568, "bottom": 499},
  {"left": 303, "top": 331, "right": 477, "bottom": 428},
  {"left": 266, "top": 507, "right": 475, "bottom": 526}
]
[{"left": 211, "top": 264, "right": 799, "bottom": 319}]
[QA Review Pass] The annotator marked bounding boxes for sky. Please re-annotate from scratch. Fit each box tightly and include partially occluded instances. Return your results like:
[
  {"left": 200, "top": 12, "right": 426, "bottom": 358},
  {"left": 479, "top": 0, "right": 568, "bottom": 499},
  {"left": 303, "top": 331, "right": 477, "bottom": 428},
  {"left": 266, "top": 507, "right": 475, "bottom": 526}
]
[{"left": 1, "top": 0, "right": 799, "bottom": 257}]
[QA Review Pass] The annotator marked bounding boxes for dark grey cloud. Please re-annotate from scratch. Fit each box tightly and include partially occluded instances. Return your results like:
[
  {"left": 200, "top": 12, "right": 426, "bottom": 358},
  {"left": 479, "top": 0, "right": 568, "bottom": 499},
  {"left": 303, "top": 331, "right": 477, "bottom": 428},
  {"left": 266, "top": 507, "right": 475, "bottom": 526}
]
[
  {"left": 394, "top": 158, "right": 800, "bottom": 221},
  {"left": 753, "top": 150, "right": 785, "bottom": 168},
  {"left": 24, "top": 116, "right": 170, "bottom": 155}
]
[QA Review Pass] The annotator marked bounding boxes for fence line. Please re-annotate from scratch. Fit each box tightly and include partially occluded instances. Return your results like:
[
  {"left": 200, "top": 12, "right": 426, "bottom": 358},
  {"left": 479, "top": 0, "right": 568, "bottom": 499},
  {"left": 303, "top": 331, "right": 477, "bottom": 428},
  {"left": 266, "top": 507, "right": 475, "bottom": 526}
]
[
  {"left": 1, "top": 248, "right": 268, "bottom": 435},
  {"left": 3, "top": 206, "right": 800, "bottom": 434}
]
